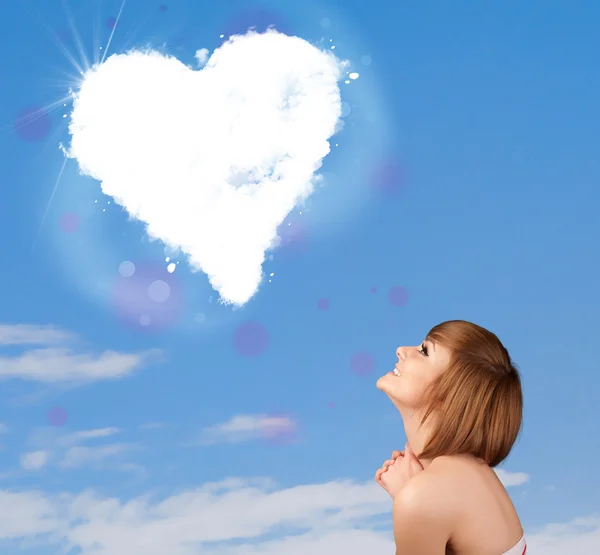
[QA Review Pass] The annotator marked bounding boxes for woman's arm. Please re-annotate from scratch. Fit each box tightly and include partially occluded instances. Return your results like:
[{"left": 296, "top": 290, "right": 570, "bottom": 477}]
[{"left": 392, "top": 473, "right": 453, "bottom": 555}]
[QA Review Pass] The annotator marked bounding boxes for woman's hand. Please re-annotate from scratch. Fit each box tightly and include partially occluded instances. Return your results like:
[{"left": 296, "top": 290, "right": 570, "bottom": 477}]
[
  {"left": 376, "top": 444, "right": 424, "bottom": 499},
  {"left": 375, "top": 449, "right": 404, "bottom": 487}
]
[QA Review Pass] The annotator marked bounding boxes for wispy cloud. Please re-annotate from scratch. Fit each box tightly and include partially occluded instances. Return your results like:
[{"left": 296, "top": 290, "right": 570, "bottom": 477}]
[
  {"left": 0, "top": 478, "right": 391, "bottom": 553},
  {"left": 0, "top": 324, "right": 73, "bottom": 346},
  {"left": 63, "top": 427, "right": 121, "bottom": 443},
  {"left": 59, "top": 444, "right": 133, "bottom": 469},
  {"left": 197, "top": 413, "right": 299, "bottom": 445},
  {"left": 494, "top": 468, "right": 530, "bottom": 487},
  {"left": 20, "top": 451, "right": 50, "bottom": 471},
  {"left": 21, "top": 426, "right": 138, "bottom": 473},
  {"left": 0, "top": 478, "right": 596, "bottom": 554},
  {"left": 528, "top": 514, "right": 600, "bottom": 554},
  {"left": 0, "top": 323, "right": 161, "bottom": 384}
]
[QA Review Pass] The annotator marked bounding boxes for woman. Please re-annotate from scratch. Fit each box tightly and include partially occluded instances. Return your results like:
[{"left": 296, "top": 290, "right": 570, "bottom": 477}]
[{"left": 375, "top": 320, "right": 526, "bottom": 555}]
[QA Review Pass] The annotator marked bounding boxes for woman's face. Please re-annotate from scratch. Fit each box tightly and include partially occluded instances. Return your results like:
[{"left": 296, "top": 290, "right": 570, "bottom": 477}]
[{"left": 376, "top": 338, "right": 451, "bottom": 410}]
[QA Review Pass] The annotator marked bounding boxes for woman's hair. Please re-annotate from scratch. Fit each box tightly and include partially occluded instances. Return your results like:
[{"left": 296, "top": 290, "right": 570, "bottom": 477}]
[{"left": 417, "top": 320, "right": 523, "bottom": 467}]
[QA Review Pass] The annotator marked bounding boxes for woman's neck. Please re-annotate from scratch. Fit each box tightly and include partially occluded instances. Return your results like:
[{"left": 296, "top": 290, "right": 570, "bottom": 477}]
[
  {"left": 400, "top": 409, "right": 487, "bottom": 469},
  {"left": 400, "top": 407, "right": 435, "bottom": 469}
]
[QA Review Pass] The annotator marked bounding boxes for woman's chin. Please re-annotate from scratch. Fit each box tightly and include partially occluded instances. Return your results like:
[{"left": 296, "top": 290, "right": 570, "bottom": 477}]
[
  {"left": 376, "top": 374, "right": 396, "bottom": 394},
  {"left": 377, "top": 375, "right": 406, "bottom": 406},
  {"left": 376, "top": 375, "right": 389, "bottom": 391}
]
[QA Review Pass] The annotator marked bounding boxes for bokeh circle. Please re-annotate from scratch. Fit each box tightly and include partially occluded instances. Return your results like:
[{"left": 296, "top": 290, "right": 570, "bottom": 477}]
[
  {"left": 233, "top": 320, "right": 269, "bottom": 357},
  {"left": 59, "top": 212, "right": 80, "bottom": 233},
  {"left": 317, "top": 298, "right": 330, "bottom": 311},
  {"left": 388, "top": 285, "right": 408, "bottom": 307},
  {"left": 47, "top": 406, "right": 68, "bottom": 427},
  {"left": 14, "top": 107, "right": 52, "bottom": 142},
  {"left": 369, "top": 157, "right": 407, "bottom": 195},
  {"left": 260, "top": 413, "right": 298, "bottom": 445},
  {"left": 276, "top": 218, "right": 308, "bottom": 253},
  {"left": 111, "top": 259, "right": 184, "bottom": 332},
  {"left": 350, "top": 351, "right": 375, "bottom": 377}
]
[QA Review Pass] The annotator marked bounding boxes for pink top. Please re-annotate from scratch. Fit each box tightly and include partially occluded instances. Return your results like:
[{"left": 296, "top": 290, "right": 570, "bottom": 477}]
[{"left": 501, "top": 535, "right": 527, "bottom": 555}]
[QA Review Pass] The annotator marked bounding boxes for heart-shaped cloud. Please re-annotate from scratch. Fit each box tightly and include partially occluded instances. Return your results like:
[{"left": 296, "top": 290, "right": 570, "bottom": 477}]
[{"left": 67, "top": 30, "right": 346, "bottom": 305}]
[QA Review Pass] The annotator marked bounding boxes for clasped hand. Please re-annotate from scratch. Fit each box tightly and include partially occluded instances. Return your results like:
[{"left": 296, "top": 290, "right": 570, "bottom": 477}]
[{"left": 374, "top": 444, "right": 424, "bottom": 499}]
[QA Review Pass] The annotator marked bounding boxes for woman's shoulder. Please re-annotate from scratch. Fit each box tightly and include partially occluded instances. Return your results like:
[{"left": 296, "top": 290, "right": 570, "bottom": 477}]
[
  {"left": 396, "top": 458, "right": 462, "bottom": 514},
  {"left": 392, "top": 462, "right": 459, "bottom": 543},
  {"left": 391, "top": 455, "right": 485, "bottom": 546},
  {"left": 399, "top": 456, "right": 523, "bottom": 554},
  {"left": 399, "top": 455, "right": 485, "bottom": 512}
]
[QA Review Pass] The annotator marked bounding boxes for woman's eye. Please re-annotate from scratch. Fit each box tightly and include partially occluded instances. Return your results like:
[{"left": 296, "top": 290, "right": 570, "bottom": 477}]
[{"left": 419, "top": 344, "right": 429, "bottom": 356}]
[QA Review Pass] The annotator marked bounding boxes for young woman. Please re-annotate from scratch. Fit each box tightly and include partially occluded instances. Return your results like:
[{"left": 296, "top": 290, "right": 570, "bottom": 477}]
[{"left": 375, "top": 320, "right": 526, "bottom": 555}]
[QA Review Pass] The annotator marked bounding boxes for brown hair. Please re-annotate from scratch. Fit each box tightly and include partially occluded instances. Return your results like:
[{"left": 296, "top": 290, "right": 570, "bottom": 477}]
[{"left": 416, "top": 320, "right": 523, "bottom": 467}]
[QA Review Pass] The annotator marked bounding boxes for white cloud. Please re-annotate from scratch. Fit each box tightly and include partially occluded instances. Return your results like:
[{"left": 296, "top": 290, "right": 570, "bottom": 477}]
[
  {"left": 198, "top": 413, "right": 298, "bottom": 445},
  {"left": 68, "top": 30, "right": 346, "bottom": 306},
  {"left": 194, "top": 48, "right": 209, "bottom": 67},
  {"left": 0, "top": 324, "right": 73, "bottom": 346},
  {"left": 527, "top": 514, "right": 600, "bottom": 555},
  {"left": 0, "top": 423, "right": 8, "bottom": 434},
  {"left": 20, "top": 450, "right": 50, "bottom": 471},
  {"left": 63, "top": 428, "right": 121, "bottom": 443},
  {"left": 0, "top": 349, "right": 159, "bottom": 383},
  {"left": 0, "top": 323, "right": 161, "bottom": 383},
  {"left": 0, "top": 491, "right": 59, "bottom": 539},
  {"left": 0, "top": 478, "right": 391, "bottom": 554},
  {"left": 59, "top": 444, "right": 132, "bottom": 469},
  {"left": 494, "top": 468, "right": 530, "bottom": 487},
  {"left": 22, "top": 427, "right": 136, "bottom": 473},
  {"left": 0, "top": 478, "right": 597, "bottom": 555}
]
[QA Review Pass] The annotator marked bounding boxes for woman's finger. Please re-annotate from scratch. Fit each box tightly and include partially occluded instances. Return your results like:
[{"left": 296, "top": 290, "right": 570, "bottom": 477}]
[
  {"left": 392, "top": 450, "right": 403, "bottom": 460},
  {"left": 375, "top": 469, "right": 388, "bottom": 485},
  {"left": 379, "top": 459, "right": 394, "bottom": 472},
  {"left": 376, "top": 460, "right": 394, "bottom": 482}
]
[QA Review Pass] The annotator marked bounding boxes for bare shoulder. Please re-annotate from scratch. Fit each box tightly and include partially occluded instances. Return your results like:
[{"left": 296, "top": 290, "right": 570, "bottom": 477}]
[
  {"left": 415, "top": 457, "right": 524, "bottom": 554},
  {"left": 391, "top": 467, "right": 456, "bottom": 550},
  {"left": 394, "top": 463, "right": 457, "bottom": 522},
  {"left": 395, "top": 457, "right": 480, "bottom": 519}
]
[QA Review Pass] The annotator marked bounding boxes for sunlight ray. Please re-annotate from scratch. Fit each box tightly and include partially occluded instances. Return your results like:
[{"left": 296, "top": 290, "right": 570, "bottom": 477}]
[
  {"left": 92, "top": 0, "right": 101, "bottom": 67},
  {"left": 118, "top": 10, "right": 152, "bottom": 54},
  {"left": 3, "top": 95, "right": 73, "bottom": 136},
  {"left": 17, "top": 0, "right": 86, "bottom": 75},
  {"left": 48, "top": 29, "right": 86, "bottom": 76},
  {"left": 101, "top": 0, "right": 127, "bottom": 65},
  {"left": 40, "top": 69, "right": 84, "bottom": 92},
  {"left": 31, "top": 156, "right": 69, "bottom": 253},
  {"left": 62, "top": 0, "right": 91, "bottom": 73}
]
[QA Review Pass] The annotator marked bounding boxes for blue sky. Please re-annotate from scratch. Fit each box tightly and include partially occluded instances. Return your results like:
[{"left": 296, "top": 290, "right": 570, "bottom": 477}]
[{"left": 0, "top": 0, "right": 599, "bottom": 553}]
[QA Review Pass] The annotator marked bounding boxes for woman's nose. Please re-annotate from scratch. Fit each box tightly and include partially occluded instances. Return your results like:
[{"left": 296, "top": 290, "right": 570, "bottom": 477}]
[{"left": 396, "top": 347, "right": 406, "bottom": 360}]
